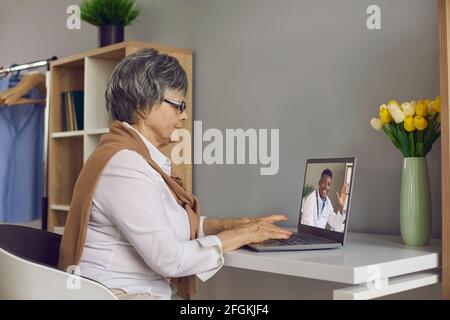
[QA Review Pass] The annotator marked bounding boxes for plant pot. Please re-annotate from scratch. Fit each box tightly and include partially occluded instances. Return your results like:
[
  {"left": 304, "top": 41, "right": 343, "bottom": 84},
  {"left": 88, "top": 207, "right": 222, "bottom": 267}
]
[
  {"left": 399, "top": 157, "right": 432, "bottom": 245},
  {"left": 98, "top": 25, "right": 124, "bottom": 47}
]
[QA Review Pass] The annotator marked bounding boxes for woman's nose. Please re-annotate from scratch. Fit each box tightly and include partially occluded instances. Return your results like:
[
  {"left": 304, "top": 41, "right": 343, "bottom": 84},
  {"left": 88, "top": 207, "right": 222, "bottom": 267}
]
[{"left": 180, "top": 110, "right": 188, "bottom": 120}]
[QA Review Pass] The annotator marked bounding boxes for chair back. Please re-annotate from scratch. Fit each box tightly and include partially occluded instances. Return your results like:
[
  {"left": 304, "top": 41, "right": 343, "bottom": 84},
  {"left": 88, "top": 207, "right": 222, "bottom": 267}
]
[{"left": 0, "top": 224, "right": 116, "bottom": 300}]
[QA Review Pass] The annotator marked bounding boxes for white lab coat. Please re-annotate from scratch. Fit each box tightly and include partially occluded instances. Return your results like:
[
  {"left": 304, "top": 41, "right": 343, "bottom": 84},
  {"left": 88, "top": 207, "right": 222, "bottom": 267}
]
[{"left": 300, "top": 190, "right": 346, "bottom": 232}]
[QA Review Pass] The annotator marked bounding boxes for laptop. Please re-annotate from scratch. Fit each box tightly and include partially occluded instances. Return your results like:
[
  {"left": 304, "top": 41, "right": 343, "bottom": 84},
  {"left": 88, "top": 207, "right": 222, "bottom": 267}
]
[{"left": 247, "top": 157, "right": 356, "bottom": 251}]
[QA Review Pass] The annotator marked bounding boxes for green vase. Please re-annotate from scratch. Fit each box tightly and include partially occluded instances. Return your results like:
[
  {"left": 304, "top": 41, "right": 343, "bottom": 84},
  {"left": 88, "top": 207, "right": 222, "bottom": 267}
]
[{"left": 400, "top": 157, "right": 432, "bottom": 245}]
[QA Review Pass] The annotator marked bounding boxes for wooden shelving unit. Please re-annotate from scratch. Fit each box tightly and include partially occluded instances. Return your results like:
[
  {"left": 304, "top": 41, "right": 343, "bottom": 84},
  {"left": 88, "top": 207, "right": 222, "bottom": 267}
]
[
  {"left": 47, "top": 41, "right": 193, "bottom": 233},
  {"left": 438, "top": 0, "right": 449, "bottom": 300}
]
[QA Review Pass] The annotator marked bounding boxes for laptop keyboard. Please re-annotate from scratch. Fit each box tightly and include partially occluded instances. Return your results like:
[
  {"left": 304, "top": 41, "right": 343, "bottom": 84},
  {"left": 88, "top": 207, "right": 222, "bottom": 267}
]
[{"left": 278, "top": 233, "right": 333, "bottom": 245}]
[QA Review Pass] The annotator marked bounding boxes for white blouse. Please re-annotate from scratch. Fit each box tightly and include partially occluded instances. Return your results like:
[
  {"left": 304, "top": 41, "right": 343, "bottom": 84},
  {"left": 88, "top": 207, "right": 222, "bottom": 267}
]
[{"left": 79, "top": 122, "right": 224, "bottom": 299}]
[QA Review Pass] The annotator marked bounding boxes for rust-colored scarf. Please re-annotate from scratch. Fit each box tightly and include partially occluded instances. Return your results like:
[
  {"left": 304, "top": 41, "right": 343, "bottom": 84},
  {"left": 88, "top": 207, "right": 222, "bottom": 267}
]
[{"left": 58, "top": 120, "right": 200, "bottom": 299}]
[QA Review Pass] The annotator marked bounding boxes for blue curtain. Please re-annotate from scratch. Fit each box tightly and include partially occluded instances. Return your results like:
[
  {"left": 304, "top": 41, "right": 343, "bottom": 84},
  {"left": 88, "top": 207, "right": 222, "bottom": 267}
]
[{"left": 0, "top": 74, "right": 45, "bottom": 223}]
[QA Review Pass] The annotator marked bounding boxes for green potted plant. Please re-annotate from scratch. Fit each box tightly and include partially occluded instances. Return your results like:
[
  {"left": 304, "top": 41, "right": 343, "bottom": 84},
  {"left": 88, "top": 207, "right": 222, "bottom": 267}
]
[
  {"left": 80, "top": 0, "right": 142, "bottom": 47},
  {"left": 302, "top": 184, "right": 315, "bottom": 199}
]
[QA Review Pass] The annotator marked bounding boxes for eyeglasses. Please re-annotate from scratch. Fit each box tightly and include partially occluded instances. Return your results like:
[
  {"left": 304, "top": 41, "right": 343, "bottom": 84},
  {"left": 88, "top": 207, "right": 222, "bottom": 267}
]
[{"left": 163, "top": 98, "right": 187, "bottom": 114}]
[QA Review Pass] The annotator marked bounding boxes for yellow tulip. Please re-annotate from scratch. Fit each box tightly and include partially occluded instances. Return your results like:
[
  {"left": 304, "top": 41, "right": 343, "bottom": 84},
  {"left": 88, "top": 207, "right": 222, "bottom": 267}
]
[
  {"left": 388, "top": 100, "right": 400, "bottom": 107},
  {"left": 388, "top": 103, "right": 405, "bottom": 124},
  {"left": 401, "top": 102, "right": 416, "bottom": 116},
  {"left": 428, "top": 107, "right": 437, "bottom": 118},
  {"left": 404, "top": 116, "right": 416, "bottom": 132},
  {"left": 427, "top": 102, "right": 436, "bottom": 117},
  {"left": 415, "top": 102, "right": 428, "bottom": 117},
  {"left": 431, "top": 96, "right": 441, "bottom": 113},
  {"left": 370, "top": 118, "right": 383, "bottom": 131},
  {"left": 379, "top": 104, "right": 392, "bottom": 124},
  {"left": 414, "top": 116, "right": 428, "bottom": 131}
]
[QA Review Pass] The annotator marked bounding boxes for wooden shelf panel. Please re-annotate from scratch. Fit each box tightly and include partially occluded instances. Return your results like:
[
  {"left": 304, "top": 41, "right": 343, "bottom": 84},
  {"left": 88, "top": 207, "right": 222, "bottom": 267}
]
[
  {"left": 84, "top": 58, "right": 117, "bottom": 130},
  {"left": 52, "top": 130, "right": 84, "bottom": 138},
  {"left": 53, "top": 226, "right": 65, "bottom": 235},
  {"left": 48, "top": 209, "right": 68, "bottom": 233},
  {"left": 48, "top": 206, "right": 68, "bottom": 234},
  {"left": 48, "top": 137, "right": 83, "bottom": 206},
  {"left": 439, "top": 0, "right": 450, "bottom": 299},
  {"left": 50, "top": 204, "right": 70, "bottom": 211},
  {"left": 86, "top": 128, "right": 109, "bottom": 135},
  {"left": 84, "top": 134, "right": 102, "bottom": 162},
  {"left": 49, "top": 67, "right": 84, "bottom": 133},
  {"left": 51, "top": 41, "right": 192, "bottom": 67}
]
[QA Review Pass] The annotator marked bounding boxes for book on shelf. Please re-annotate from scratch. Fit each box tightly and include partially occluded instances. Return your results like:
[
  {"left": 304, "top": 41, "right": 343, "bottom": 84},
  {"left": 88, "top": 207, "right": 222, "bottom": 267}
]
[{"left": 61, "top": 91, "right": 84, "bottom": 131}]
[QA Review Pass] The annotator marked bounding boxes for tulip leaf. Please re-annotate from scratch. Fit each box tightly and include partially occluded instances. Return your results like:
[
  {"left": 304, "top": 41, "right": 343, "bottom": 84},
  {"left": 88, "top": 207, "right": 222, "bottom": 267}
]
[
  {"left": 409, "top": 132, "right": 415, "bottom": 157},
  {"left": 424, "top": 130, "right": 441, "bottom": 156},
  {"left": 384, "top": 125, "right": 401, "bottom": 151},
  {"left": 425, "top": 117, "right": 437, "bottom": 142},
  {"left": 418, "top": 130, "right": 425, "bottom": 156},
  {"left": 395, "top": 123, "right": 410, "bottom": 157},
  {"left": 418, "top": 142, "right": 424, "bottom": 156}
]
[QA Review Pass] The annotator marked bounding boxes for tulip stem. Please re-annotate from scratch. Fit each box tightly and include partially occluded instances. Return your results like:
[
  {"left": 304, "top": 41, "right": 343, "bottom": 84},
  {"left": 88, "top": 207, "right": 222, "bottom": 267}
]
[{"left": 409, "top": 132, "right": 415, "bottom": 157}]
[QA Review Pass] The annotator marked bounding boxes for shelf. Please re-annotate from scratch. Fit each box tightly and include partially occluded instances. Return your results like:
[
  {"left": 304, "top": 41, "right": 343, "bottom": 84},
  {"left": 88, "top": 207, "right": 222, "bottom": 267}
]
[
  {"left": 51, "top": 128, "right": 109, "bottom": 138},
  {"left": 84, "top": 58, "right": 117, "bottom": 131},
  {"left": 53, "top": 226, "right": 65, "bottom": 235},
  {"left": 50, "top": 41, "right": 192, "bottom": 68},
  {"left": 49, "top": 66, "right": 84, "bottom": 133},
  {"left": 47, "top": 40, "right": 193, "bottom": 232},
  {"left": 50, "top": 204, "right": 70, "bottom": 211},
  {"left": 48, "top": 207, "right": 70, "bottom": 234},
  {"left": 51, "top": 130, "right": 85, "bottom": 138},
  {"left": 86, "top": 128, "right": 109, "bottom": 135},
  {"left": 48, "top": 136, "right": 83, "bottom": 205}
]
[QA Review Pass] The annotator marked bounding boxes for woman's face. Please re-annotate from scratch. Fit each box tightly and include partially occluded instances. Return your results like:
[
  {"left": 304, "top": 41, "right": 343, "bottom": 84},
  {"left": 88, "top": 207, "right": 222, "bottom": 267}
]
[{"left": 138, "top": 89, "right": 187, "bottom": 147}]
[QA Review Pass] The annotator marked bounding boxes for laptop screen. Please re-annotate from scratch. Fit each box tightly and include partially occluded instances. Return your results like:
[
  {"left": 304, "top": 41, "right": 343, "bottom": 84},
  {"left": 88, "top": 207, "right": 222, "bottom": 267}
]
[{"left": 299, "top": 158, "right": 355, "bottom": 236}]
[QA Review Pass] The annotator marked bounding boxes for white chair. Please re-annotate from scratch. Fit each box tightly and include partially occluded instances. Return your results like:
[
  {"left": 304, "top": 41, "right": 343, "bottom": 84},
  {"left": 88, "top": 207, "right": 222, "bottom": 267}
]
[{"left": 0, "top": 224, "right": 117, "bottom": 300}]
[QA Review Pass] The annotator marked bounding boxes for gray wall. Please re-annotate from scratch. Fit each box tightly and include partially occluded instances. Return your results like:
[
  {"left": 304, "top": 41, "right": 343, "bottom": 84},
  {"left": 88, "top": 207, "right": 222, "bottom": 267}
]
[{"left": 0, "top": 0, "right": 441, "bottom": 299}]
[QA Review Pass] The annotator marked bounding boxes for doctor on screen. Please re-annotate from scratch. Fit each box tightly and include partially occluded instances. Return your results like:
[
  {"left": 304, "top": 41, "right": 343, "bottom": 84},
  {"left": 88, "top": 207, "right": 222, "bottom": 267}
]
[{"left": 301, "top": 168, "right": 349, "bottom": 232}]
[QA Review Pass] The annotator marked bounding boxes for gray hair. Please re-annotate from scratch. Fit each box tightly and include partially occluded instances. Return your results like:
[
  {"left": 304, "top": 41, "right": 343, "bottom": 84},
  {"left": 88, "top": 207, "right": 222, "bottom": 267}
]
[{"left": 105, "top": 48, "right": 188, "bottom": 123}]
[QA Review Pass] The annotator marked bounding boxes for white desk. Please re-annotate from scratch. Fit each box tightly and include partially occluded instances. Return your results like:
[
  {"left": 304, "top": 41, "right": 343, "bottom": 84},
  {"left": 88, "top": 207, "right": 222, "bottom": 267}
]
[{"left": 223, "top": 232, "right": 441, "bottom": 299}]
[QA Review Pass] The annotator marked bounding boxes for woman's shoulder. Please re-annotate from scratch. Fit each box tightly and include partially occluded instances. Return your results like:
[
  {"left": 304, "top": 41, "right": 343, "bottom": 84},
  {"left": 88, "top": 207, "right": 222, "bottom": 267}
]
[{"left": 103, "top": 149, "right": 162, "bottom": 182}]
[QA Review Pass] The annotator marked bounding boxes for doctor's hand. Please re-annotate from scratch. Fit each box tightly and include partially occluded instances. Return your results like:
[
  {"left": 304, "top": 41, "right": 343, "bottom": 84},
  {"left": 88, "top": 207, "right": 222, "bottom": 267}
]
[
  {"left": 337, "top": 183, "right": 349, "bottom": 210},
  {"left": 217, "top": 217, "right": 293, "bottom": 253}
]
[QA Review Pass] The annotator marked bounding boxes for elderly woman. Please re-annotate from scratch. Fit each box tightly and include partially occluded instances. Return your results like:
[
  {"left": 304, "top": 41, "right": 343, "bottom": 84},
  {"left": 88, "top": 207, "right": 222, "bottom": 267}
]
[{"left": 58, "top": 49, "right": 292, "bottom": 300}]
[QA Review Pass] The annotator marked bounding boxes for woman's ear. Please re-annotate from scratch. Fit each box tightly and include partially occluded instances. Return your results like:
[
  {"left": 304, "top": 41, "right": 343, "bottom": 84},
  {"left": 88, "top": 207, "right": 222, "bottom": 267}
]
[{"left": 135, "top": 106, "right": 149, "bottom": 120}]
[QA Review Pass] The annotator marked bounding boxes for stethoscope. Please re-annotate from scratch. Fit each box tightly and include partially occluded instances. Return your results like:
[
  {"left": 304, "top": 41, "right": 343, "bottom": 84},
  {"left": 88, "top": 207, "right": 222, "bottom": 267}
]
[{"left": 315, "top": 190, "right": 326, "bottom": 220}]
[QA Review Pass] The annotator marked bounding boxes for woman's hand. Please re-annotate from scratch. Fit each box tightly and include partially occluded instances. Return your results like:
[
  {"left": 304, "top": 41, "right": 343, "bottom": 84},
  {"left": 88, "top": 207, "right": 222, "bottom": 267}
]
[
  {"left": 217, "top": 215, "right": 293, "bottom": 253},
  {"left": 236, "top": 216, "right": 293, "bottom": 244},
  {"left": 204, "top": 214, "right": 289, "bottom": 235},
  {"left": 226, "top": 214, "right": 290, "bottom": 229}
]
